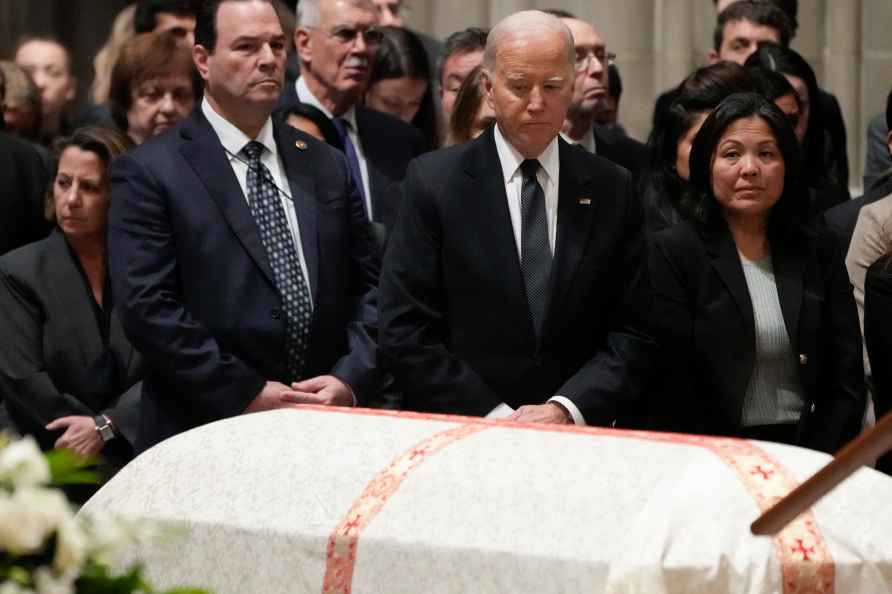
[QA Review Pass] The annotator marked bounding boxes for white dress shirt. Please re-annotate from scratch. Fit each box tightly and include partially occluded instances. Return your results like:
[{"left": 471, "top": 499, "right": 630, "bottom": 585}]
[
  {"left": 485, "top": 125, "right": 587, "bottom": 426},
  {"left": 560, "top": 127, "right": 597, "bottom": 154},
  {"left": 295, "top": 77, "right": 373, "bottom": 219},
  {"left": 201, "top": 98, "right": 313, "bottom": 305}
]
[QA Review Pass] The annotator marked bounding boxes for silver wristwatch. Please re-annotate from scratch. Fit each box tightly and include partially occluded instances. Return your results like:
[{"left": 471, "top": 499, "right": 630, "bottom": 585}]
[{"left": 93, "top": 414, "right": 116, "bottom": 442}]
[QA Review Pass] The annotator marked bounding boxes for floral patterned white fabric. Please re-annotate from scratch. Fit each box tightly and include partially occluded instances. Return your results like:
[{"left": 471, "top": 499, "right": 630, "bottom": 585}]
[{"left": 82, "top": 408, "right": 892, "bottom": 594}]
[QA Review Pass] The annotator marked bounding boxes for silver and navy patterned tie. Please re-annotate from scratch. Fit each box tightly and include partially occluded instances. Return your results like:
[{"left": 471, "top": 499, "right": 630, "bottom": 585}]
[
  {"left": 520, "top": 158, "right": 552, "bottom": 340},
  {"left": 242, "top": 140, "right": 312, "bottom": 380}
]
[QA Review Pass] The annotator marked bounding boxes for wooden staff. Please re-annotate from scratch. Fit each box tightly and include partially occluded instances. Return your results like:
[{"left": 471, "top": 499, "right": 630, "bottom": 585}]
[{"left": 751, "top": 409, "right": 892, "bottom": 536}]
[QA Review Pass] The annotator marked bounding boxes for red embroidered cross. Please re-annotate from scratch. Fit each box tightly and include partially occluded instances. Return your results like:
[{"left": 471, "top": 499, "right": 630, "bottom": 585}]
[
  {"left": 791, "top": 539, "right": 815, "bottom": 561},
  {"left": 750, "top": 465, "right": 774, "bottom": 480},
  {"left": 408, "top": 447, "right": 427, "bottom": 461},
  {"left": 344, "top": 515, "right": 362, "bottom": 532}
]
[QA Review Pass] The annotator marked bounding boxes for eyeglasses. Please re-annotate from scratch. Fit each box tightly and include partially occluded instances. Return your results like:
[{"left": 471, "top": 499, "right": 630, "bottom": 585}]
[
  {"left": 315, "top": 25, "right": 384, "bottom": 47},
  {"left": 575, "top": 48, "right": 616, "bottom": 71}
]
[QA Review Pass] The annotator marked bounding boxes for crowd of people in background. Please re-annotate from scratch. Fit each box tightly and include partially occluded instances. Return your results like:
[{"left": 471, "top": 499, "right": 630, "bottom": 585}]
[{"left": 1, "top": 0, "right": 891, "bottom": 493}]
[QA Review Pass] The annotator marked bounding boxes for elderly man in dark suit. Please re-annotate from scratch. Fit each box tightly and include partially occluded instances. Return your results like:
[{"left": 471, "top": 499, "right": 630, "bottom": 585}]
[
  {"left": 545, "top": 9, "right": 647, "bottom": 183},
  {"left": 379, "top": 10, "right": 653, "bottom": 426},
  {"left": 282, "top": 0, "right": 427, "bottom": 231},
  {"left": 109, "top": 0, "right": 379, "bottom": 451}
]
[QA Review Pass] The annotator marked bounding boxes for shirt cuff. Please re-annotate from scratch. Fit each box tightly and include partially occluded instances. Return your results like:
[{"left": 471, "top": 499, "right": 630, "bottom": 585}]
[
  {"left": 485, "top": 402, "right": 515, "bottom": 419},
  {"left": 548, "top": 396, "right": 587, "bottom": 426}
]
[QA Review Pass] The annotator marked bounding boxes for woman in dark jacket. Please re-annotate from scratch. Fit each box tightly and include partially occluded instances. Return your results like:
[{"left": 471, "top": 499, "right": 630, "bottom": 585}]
[
  {"left": 646, "top": 93, "right": 864, "bottom": 452},
  {"left": 0, "top": 126, "right": 142, "bottom": 471}
]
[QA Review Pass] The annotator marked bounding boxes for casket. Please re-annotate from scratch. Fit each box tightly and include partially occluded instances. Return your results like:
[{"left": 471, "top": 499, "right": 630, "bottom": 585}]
[{"left": 81, "top": 407, "right": 892, "bottom": 594}]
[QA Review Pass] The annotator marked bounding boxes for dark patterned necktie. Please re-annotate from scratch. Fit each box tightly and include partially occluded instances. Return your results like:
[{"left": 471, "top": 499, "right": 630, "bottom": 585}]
[
  {"left": 520, "top": 158, "right": 552, "bottom": 340},
  {"left": 242, "top": 141, "right": 312, "bottom": 380},
  {"left": 332, "top": 117, "right": 369, "bottom": 220}
]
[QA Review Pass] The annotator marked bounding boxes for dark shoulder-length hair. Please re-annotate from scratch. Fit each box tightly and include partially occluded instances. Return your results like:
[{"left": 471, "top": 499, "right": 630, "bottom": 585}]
[
  {"left": 45, "top": 126, "right": 134, "bottom": 221},
  {"left": 368, "top": 26, "right": 438, "bottom": 147},
  {"left": 641, "top": 62, "right": 754, "bottom": 227},
  {"left": 446, "top": 64, "right": 490, "bottom": 146},
  {"left": 744, "top": 42, "right": 826, "bottom": 176},
  {"left": 684, "top": 92, "right": 807, "bottom": 241}
]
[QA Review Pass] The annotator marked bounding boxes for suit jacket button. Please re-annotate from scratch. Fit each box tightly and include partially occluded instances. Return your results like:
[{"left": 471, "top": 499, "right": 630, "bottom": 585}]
[
  {"left": 271, "top": 308, "right": 281, "bottom": 320},
  {"left": 799, "top": 354, "right": 808, "bottom": 365}
]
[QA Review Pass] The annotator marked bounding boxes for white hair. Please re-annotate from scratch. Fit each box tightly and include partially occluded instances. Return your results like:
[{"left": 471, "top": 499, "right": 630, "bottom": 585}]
[
  {"left": 296, "top": 0, "right": 321, "bottom": 27},
  {"left": 295, "top": 0, "right": 378, "bottom": 28},
  {"left": 483, "top": 10, "right": 575, "bottom": 74}
]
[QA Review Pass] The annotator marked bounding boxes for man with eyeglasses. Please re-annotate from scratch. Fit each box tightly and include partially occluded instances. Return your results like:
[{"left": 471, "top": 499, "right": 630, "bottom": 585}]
[
  {"left": 109, "top": 0, "right": 381, "bottom": 451},
  {"left": 546, "top": 9, "right": 647, "bottom": 183},
  {"left": 284, "top": 0, "right": 427, "bottom": 232}
]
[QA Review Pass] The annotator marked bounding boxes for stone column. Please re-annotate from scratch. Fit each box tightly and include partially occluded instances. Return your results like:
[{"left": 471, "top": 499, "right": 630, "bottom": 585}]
[
  {"left": 824, "top": 0, "right": 861, "bottom": 189},
  {"left": 590, "top": 0, "right": 656, "bottom": 141},
  {"left": 655, "top": 0, "right": 697, "bottom": 95},
  {"left": 859, "top": 0, "right": 892, "bottom": 188}
]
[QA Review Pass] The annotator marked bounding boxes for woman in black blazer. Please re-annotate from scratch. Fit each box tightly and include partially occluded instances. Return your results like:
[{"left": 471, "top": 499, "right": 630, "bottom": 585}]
[
  {"left": 0, "top": 127, "right": 141, "bottom": 470},
  {"left": 646, "top": 93, "right": 864, "bottom": 453}
]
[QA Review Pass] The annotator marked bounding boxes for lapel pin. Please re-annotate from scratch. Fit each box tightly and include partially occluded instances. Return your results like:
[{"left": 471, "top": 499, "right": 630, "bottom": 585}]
[
  {"left": 578, "top": 198, "right": 592, "bottom": 205},
  {"left": 295, "top": 140, "right": 308, "bottom": 150}
]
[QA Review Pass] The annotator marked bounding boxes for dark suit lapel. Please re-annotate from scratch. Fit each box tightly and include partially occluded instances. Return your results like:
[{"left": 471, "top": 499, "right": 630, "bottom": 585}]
[
  {"left": 545, "top": 140, "right": 597, "bottom": 327},
  {"left": 179, "top": 111, "right": 277, "bottom": 287},
  {"left": 354, "top": 107, "right": 386, "bottom": 223},
  {"left": 274, "top": 122, "right": 320, "bottom": 303},
  {"left": 704, "top": 229, "right": 755, "bottom": 333},
  {"left": 45, "top": 230, "right": 104, "bottom": 368},
  {"left": 467, "top": 129, "right": 533, "bottom": 339},
  {"left": 772, "top": 241, "right": 805, "bottom": 354}
]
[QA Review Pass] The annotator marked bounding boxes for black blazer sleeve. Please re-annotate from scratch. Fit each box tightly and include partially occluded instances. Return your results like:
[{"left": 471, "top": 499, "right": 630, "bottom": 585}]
[
  {"left": 555, "top": 169, "right": 656, "bottom": 424},
  {"left": 0, "top": 266, "right": 95, "bottom": 428},
  {"left": 108, "top": 153, "right": 265, "bottom": 420},
  {"left": 801, "top": 229, "right": 865, "bottom": 451},
  {"left": 379, "top": 157, "right": 502, "bottom": 416},
  {"left": 865, "top": 255, "right": 892, "bottom": 472}
]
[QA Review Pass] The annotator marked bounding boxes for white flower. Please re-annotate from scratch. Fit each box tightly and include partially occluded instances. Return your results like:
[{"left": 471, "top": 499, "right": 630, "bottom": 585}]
[
  {"left": 0, "top": 581, "right": 36, "bottom": 594},
  {"left": 53, "top": 518, "right": 87, "bottom": 574},
  {"left": 33, "top": 568, "right": 74, "bottom": 594},
  {"left": 0, "top": 488, "right": 72, "bottom": 554},
  {"left": 0, "top": 438, "right": 50, "bottom": 488},
  {"left": 81, "top": 512, "right": 132, "bottom": 565}
]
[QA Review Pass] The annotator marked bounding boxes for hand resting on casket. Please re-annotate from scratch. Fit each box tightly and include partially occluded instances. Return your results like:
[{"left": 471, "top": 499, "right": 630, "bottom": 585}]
[{"left": 507, "top": 402, "right": 572, "bottom": 424}]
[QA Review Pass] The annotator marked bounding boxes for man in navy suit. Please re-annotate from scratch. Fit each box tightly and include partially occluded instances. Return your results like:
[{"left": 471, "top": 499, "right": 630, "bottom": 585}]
[
  {"left": 283, "top": 0, "right": 427, "bottom": 231},
  {"left": 109, "top": 0, "right": 379, "bottom": 451}
]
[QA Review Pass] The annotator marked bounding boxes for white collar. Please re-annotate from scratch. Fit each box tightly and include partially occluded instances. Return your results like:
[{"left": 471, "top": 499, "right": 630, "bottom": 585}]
[
  {"left": 493, "top": 123, "right": 560, "bottom": 186},
  {"left": 296, "top": 76, "right": 358, "bottom": 130},
  {"left": 560, "top": 128, "right": 596, "bottom": 154},
  {"left": 201, "top": 97, "right": 277, "bottom": 161}
]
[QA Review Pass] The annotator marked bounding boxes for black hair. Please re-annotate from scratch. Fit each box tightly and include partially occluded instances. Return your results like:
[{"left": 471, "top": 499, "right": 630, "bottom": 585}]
[
  {"left": 436, "top": 27, "right": 488, "bottom": 87},
  {"left": 194, "top": 0, "right": 278, "bottom": 52},
  {"left": 641, "top": 62, "right": 755, "bottom": 231},
  {"left": 278, "top": 102, "right": 344, "bottom": 150},
  {"left": 541, "top": 8, "right": 577, "bottom": 19},
  {"left": 886, "top": 87, "right": 892, "bottom": 131},
  {"left": 713, "top": 1, "right": 793, "bottom": 51},
  {"left": 684, "top": 92, "right": 806, "bottom": 239},
  {"left": 368, "top": 26, "right": 438, "bottom": 146},
  {"left": 712, "top": 0, "right": 798, "bottom": 37},
  {"left": 134, "top": 0, "right": 198, "bottom": 33},
  {"left": 744, "top": 42, "right": 827, "bottom": 178},
  {"left": 608, "top": 63, "right": 622, "bottom": 101}
]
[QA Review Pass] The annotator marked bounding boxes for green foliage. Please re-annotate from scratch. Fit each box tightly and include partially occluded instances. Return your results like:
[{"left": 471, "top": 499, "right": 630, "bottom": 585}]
[{"left": 44, "top": 448, "right": 102, "bottom": 486}]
